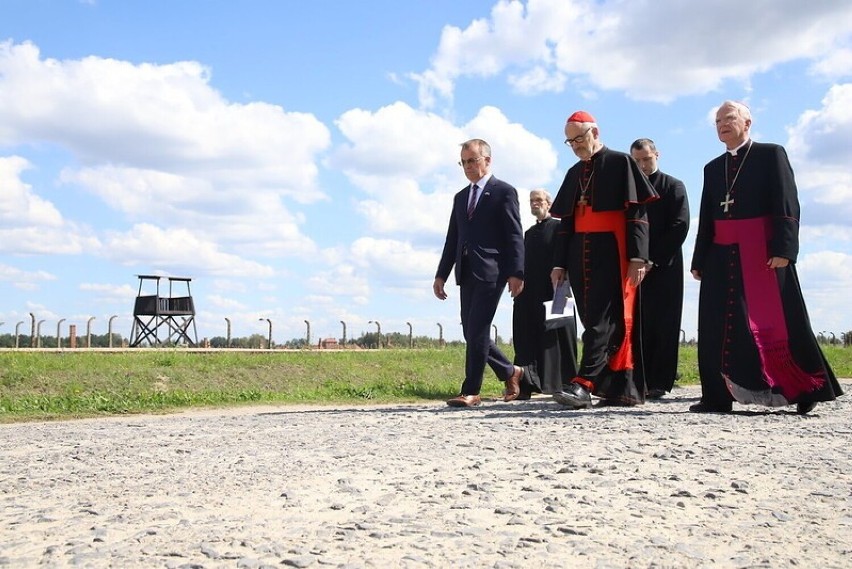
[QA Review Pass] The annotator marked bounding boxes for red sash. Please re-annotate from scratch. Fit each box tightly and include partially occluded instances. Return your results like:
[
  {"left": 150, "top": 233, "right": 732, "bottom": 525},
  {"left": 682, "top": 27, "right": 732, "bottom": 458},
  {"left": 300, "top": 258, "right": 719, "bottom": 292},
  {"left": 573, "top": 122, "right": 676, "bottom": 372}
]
[
  {"left": 575, "top": 207, "right": 634, "bottom": 371},
  {"left": 713, "top": 217, "right": 824, "bottom": 400}
]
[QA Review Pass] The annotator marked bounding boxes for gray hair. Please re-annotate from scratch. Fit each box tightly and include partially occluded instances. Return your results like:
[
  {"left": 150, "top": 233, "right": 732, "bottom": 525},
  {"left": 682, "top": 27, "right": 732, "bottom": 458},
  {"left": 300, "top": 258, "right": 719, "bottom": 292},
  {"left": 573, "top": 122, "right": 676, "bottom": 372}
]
[
  {"left": 568, "top": 120, "right": 598, "bottom": 130},
  {"left": 719, "top": 100, "right": 752, "bottom": 121},
  {"left": 530, "top": 189, "right": 552, "bottom": 204},
  {"left": 460, "top": 139, "right": 491, "bottom": 157}
]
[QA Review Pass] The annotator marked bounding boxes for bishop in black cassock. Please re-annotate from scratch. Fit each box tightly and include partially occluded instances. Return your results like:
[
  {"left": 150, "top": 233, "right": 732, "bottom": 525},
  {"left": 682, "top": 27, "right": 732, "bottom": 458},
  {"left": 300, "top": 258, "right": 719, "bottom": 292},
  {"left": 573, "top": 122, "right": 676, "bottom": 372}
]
[{"left": 690, "top": 101, "right": 841, "bottom": 414}]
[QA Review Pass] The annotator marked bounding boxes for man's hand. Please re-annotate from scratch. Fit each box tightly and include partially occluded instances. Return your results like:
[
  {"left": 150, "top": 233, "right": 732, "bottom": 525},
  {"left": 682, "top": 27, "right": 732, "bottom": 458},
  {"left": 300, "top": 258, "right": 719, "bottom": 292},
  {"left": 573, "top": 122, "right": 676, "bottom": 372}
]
[
  {"left": 433, "top": 277, "right": 447, "bottom": 300},
  {"left": 550, "top": 267, "right": 565, "bottom": 290},
  {"left": 507, "top": 276, "right": 524, "bottom": 298},
  {"left": 767, "top": 256, "right": 790, "bottom": 269},
  {"left": 691, "top": 269, "right": 701, "bottom": 281},
  {"left": 627, "top": 260, "right": 647, "bottom": 287}
]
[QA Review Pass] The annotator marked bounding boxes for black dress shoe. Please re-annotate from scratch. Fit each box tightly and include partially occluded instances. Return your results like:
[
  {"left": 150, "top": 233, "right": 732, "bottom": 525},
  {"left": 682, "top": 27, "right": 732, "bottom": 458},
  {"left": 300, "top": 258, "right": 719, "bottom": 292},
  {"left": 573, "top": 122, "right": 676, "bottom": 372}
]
[
  {"left": 647, "top": 388, "right": 666, "bottom": 400},
  {"left": 553, "top": 383, "right": 592, "bottom": 409},
  {"left": 516, "top": 390, "right": 532, "bottom": 401},
  {"left": 796, "top": 401, "right": 817, "bottom": 415},
  {"left": 688, "top": 401, "right": 732, "bottom": 413},
  {"left": 595, "top": 398, "right": 637, "bottom": 408}
]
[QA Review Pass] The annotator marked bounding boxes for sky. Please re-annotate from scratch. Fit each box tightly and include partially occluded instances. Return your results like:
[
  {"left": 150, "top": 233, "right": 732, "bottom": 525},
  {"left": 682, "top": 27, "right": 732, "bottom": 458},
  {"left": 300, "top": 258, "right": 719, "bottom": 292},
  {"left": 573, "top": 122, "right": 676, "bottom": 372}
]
[{"left": 1, "top": 0, "right": 851, "bottom": 346}]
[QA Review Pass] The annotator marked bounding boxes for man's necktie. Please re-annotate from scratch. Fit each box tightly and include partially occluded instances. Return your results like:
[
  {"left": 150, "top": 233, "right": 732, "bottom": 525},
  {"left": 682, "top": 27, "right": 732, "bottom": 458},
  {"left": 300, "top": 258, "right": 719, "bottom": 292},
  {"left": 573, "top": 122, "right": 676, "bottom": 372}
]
[{"left": 467, "top": 184, "right": 479, "bottom": 220}]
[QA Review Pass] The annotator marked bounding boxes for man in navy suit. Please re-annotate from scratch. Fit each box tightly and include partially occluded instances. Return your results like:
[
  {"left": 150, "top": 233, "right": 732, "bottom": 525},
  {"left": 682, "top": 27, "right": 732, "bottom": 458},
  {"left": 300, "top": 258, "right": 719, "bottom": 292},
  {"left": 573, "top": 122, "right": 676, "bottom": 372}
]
[{"left": 434, "top": 139, "right": 525, "bottom": 407}]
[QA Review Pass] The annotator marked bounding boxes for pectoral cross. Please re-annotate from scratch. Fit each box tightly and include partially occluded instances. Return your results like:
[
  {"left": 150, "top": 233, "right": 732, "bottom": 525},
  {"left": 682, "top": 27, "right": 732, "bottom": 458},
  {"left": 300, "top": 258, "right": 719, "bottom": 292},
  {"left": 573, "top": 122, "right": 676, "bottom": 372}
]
[
  {"left": 720, "top": 193, "right": 734, "bottom": 213},
  {"left": 577, "top": 194, "right": 588, "bottom": 215}
]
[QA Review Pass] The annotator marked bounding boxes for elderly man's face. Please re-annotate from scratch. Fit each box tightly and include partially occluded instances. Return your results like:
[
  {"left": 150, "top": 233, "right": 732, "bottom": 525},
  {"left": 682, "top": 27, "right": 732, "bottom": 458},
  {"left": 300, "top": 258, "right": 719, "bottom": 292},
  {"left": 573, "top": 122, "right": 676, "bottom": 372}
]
[
  {"left": 529, "top": 190, "right": 550, "bottom": 220},
  {"left": 459, "top": 146, "right": 491, "bottom": 184},
  {"left": 715, "top": 104, "right": 751, "bottom": 149},
  {"left": 565, "top": 123, "right": 597, "bottom": 161}
]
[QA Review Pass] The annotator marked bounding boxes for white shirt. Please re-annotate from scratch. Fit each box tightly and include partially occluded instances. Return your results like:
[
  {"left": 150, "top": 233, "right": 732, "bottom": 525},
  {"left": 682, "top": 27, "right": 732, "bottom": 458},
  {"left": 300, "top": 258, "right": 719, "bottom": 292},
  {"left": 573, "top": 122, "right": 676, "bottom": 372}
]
[{"left": 469, "top": 173, "right": 492, "bottom": 209}]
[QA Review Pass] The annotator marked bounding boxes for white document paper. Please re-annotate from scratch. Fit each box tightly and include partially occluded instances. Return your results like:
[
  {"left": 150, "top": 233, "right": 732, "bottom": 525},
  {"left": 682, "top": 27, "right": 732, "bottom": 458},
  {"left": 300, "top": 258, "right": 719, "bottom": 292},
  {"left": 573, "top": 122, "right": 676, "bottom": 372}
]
[{"left": 543, "top": 297, "right": 575, "bottom": 323}]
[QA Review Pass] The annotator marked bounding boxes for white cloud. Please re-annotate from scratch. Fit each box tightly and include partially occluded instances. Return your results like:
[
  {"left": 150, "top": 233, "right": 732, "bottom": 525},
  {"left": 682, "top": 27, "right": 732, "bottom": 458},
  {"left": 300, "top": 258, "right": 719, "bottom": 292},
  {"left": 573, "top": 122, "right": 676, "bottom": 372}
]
[
  {"left": 61, "top": 164, "right": 318, "bottom": 257},
  {"left": 101, "top": 223, "right": 276, "bottom": 277},
  {"left": 800, "top": 224, "right": 852, "bottom": 245},
  {"left": 78, "top": 283, "right": 137, "bottom": 305},
  {"left": 333, "top": 102, "right": 464, "bottom": 178},
  {"left": 0, "top": 263, "right": 56, "bottom": 290},
  {"left": 411, "top": 0, "right": 852, "bottom": 107},
  {"left": 210, "top": 278, "right": 248, "bottom": 295},
  {"left": 508, "top": 65, "right": 567, "bottom": 95},
  {"left": 0, "top": 42, "right": 330, "bottom": 178},
  {"left": 785, "top": 84, "right": 852, "bottom": 224},
  {"left": 0, "top": 40, "right": 327, "bottom": 263},
  {"left": 464, "top": 106, "right": 557, "bottom": 187},
  {"left": 797, "top": 250, "right": 852, "bottom": 285},
  {"left": 0, "top": 225, "right": 101, "bottom": 256},
  {"left": 205, "top": 294, "right": 248, "bottom": 311},
  {"left": 796, "top": 250, "right": 852, "bottom": 335},
  {"left": 333, "top": 103, "right": 558, "bottom": 236},
  {"left": 809, "top": 47, "right": 852, "bottom": 79},
  {"left": 305, "top": 263, "right": 370, "bottom": 299},
  {"left": 354, "top": 182, "right": 455, "bottom": 236},
  {"left": 0, "top": 156, "right": 63, "bottom": 227},
  {"left": 0, "top": 155, "right": 104, "bottom": 255},
  {"left": 22, "top": 303, "right": 60, "bottom": 323},
  {"left": 350, "top": 237, "right": 439, "bottom": 285}
]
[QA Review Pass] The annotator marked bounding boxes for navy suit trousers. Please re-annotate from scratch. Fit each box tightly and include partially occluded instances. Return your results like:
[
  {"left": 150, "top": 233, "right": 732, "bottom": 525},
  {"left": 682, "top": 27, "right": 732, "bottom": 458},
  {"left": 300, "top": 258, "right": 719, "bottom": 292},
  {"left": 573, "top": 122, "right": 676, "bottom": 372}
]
[{"left": 459, "top": 264, "right": 513, "bottom": 395}]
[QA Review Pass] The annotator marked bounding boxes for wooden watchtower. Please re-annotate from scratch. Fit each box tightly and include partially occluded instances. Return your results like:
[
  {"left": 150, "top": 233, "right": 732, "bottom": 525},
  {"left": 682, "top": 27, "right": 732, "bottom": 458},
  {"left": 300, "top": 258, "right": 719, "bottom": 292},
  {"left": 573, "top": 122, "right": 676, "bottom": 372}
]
[{"left": 129, "top": 275, "right": 198, "bottom": 347}]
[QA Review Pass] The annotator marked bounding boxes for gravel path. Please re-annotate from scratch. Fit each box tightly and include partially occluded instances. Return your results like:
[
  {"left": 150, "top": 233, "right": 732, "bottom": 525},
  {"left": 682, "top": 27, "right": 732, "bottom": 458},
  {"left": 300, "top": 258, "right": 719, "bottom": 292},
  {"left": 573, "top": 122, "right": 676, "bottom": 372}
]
[{"left": 1, "top": 384, "right": 850, "bottom": 568}]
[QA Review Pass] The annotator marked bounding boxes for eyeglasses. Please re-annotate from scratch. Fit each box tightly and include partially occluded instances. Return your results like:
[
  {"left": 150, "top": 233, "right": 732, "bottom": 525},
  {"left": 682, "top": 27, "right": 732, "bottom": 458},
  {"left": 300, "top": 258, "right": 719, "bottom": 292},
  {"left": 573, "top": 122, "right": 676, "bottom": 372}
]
[
  {"left": 564, "top": 127, "right": 592, "bottom": 145},
  {"left": 458, "top": 157, "right": 484, "bottom": 167}
]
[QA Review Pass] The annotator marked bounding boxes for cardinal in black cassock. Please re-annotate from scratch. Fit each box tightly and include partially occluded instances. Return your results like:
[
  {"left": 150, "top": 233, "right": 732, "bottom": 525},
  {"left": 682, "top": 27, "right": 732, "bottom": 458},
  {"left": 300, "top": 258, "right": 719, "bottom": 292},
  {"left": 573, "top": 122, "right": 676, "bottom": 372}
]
[{"left": 550, "top": 111, "right": 659, "bottom": 409}]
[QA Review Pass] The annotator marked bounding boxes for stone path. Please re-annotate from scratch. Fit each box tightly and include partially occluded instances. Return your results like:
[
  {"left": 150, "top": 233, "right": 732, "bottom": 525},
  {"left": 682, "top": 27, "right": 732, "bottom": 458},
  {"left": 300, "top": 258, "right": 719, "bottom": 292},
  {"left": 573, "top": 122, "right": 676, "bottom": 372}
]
[{"left": 1, "top": 385, "right": 850, "bottom": 568}]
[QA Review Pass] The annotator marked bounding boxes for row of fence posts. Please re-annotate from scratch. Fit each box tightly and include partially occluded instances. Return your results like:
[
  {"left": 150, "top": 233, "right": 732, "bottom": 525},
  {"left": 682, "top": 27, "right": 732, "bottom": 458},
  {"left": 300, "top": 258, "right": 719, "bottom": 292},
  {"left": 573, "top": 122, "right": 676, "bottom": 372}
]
[{"left": 3, "top": 314, "right": 121, "bottom": 348}]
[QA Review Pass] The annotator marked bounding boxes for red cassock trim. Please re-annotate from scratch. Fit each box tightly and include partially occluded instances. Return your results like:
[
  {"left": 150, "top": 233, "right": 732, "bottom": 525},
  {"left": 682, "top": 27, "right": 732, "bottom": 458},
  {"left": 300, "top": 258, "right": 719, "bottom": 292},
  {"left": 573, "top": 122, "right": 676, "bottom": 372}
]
[{"left": 574, "top": 206, "right": 635, "bottom": 371}]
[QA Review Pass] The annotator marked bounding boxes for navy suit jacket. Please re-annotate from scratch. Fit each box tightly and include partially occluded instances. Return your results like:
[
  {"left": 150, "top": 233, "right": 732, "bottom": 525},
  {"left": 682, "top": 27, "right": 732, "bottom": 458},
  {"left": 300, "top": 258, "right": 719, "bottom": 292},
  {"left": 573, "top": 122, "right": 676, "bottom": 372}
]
[{"left": 436, "top": 176, "right": 524, "bottom": 285}]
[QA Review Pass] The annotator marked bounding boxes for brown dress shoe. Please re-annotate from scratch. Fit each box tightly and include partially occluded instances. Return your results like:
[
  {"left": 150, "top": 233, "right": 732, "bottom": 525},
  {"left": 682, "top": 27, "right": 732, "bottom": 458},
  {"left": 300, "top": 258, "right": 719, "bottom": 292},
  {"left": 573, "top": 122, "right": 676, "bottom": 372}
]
[
  {"left": 446, "top": 395, "right": 482, "bottom": 407},
  {"left": 503, "top": 366, "right": 523, "bottom": 402}
]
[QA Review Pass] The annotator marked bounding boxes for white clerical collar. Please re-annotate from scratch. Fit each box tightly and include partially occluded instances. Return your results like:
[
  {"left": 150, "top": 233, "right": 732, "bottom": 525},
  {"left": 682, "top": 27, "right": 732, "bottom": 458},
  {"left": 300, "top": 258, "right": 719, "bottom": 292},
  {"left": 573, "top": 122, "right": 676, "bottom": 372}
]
[{"left": 728, "top": 139, "right": 751, "bottom": 156}]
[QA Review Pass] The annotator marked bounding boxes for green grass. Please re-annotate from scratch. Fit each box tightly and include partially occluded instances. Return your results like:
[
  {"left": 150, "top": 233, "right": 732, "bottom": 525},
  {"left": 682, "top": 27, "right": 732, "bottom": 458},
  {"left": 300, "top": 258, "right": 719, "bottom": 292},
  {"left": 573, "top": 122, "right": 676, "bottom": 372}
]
[
  {"left": 0, "top": 348, "right": 475, "bottom": 422},
  {"left": 0, "top": 345, "right": 849, "bottom": 423}
]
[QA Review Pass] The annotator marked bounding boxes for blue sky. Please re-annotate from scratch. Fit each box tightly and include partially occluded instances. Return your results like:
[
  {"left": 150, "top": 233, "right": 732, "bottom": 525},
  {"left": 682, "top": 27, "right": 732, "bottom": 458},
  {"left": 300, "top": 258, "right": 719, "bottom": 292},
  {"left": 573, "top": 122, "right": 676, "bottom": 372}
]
[{"left": 2, "top": 0, "right": 851, "bottom": 345}]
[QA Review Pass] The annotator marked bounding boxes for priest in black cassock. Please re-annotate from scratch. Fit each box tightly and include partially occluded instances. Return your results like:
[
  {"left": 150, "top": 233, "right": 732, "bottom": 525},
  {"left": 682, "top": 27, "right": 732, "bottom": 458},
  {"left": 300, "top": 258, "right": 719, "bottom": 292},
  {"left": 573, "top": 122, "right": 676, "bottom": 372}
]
[
  {"left": 629, "top": 139, "right": 690, "bottom": 400},
  {"left": 690, "top": 100, "right": 842, "bottom": 415},
  {"left": 550, "top": 111, "right": 658, "bottom": 409},
  {"left": 512, "top": 189, "right": 579, "bottom": 398}
]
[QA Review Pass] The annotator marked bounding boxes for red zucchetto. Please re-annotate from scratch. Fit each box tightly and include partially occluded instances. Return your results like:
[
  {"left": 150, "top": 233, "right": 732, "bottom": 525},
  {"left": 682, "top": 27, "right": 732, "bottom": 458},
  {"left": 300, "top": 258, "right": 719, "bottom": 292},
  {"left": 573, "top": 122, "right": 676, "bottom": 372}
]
[{"left": 566, "top": 111, "right": 596, "bottom": 124}]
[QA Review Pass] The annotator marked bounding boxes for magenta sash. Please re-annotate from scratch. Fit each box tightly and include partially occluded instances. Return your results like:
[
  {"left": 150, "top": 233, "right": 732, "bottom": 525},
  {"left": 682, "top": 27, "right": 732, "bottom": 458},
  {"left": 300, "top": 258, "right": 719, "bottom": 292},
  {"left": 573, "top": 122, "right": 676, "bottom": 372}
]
[{"left": 713, "top": 217, "right": 824, "bottom": 401}]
